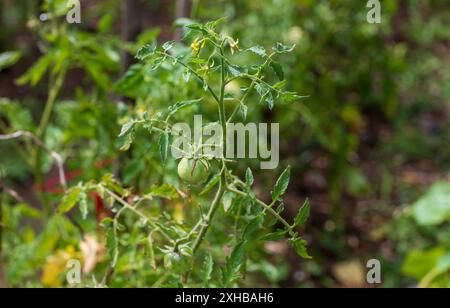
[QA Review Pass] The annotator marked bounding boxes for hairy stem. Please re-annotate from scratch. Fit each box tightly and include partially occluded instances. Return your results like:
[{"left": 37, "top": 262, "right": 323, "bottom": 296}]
[
  {"left": 218, "top": 50, "right": 228, "bottom": 155},
  {"left": 102, "top": 187, "right": 173, "bottom": 243},
  {"left": 227, "top": 187, "right": 293, "bottom": 232},
  {"left": 192, "top": 179, "right": 225, "bottom": 254},
  {"left": 227, "top": 80, "right": 256, "bottom": 123},
  {"left": 191, "top": 45, "right": 229, "bottom": 254},
  {"left": 174, "top": 220, "right": 202, "bottom": 250},
  {"left": 36, "top": 72, "right": 65, "bottom": 139},
  {"left": 152, "top": 271, "right": 173, "bottom": 288},
  {"left": 227, "top": 53, "right": 274, "bottom": 123},
  {"left": 160, "top": 52, "right": 221, "bottom": 104}
]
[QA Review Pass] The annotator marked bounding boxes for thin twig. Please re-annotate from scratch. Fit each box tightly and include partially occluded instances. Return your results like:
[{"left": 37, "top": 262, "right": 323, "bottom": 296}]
[
  {"left": 227, "top": 186, "right": 293, "bottom": 232},
  {"left": 102, "top": 187, "right": 173, "bottom": 243},
  {"left": 0, "top": 131, "right": 67, "bottom": 191},
  {"left": 2, "top": 187, "right": 24, "bottom": 203},
  {"left": 159, "top": 51, "right": 221, "bottom": 105},
  {"left": 191, "top": 43, "right": 229, "bottom": 256}
]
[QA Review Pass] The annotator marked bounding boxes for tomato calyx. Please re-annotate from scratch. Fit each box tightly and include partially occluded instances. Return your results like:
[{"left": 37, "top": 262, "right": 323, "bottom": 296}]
[{"left": 164, "top": 245, "right": 193, "bottom": 273}]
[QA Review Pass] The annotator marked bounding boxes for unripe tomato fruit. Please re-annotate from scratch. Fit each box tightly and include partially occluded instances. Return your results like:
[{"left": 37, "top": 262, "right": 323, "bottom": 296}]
[{"left": 177, "top": 158, "right": 210, "bottom": 185}]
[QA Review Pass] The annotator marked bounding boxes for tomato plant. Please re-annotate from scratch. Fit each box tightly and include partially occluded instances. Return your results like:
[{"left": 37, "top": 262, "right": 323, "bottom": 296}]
[
  {"left": 2, "top": 0, "right": 447, "bottom": 289},
  {"left": 56, "top": 18, "right": 310, "bottom": 287}
]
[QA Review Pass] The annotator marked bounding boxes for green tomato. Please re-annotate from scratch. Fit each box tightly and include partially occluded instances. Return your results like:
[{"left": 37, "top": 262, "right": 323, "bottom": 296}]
[{"left": 177, "top": 158, "right": 210, "bottom": 185}]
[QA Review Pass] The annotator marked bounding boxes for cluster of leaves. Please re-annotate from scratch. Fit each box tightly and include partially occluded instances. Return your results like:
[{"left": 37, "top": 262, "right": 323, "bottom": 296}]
[
  {"left": 0, "top": 2, "right": 124, "bottom": 287},
  {"left": 398, "top": 182, "right": 450, "bottom": 288},
  {"left": 59, "top": 18, "right": 311, "bottom": 287}
]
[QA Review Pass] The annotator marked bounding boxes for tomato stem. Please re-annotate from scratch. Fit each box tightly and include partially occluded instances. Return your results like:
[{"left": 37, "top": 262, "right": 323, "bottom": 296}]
[{"left": 191, "top": 42, "right": 229, "bottom": 257}]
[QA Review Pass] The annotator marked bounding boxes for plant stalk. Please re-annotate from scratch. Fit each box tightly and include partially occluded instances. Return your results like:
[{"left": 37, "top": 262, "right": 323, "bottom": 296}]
[
  {"left": 227, "top": 187, "right": 293, "bottom": 233},
  {"left": 191, "top": 46, "right": 229, "bottom": 254},
  {"left": 103, "top": 187, "right": 173, "bottom": 243},
  {"left": 192, "top": 179, "right": 225, "bottom": 254},
  {"left": 34, "top": 71, "right": 65, "bottom": 217}
]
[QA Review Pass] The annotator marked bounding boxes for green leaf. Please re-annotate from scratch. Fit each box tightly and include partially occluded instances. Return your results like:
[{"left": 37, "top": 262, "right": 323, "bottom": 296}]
[
  {"left": 35, "top": 217, "right": 62, "bottom": 260},
  {"left": 260, "top": 229, "right": 288, "bottom": 241},
  {"left": 118, "top": 120, "right": 137, "bottom": 151},
  {"left": 17, "top": 53, "right": 52, "bottom": 86},
  {"left": 159, "top": 131, "right": 170, "bottom": 163},
  {"left": 149, "top": 184, "right": 179, "bottom": 200},
  {"left": 289, "top": 237, "right": 311, "bottom": 259},
  {"left": 270, "top": 61, "right": 284, "bottom": 81},
  {"left": 0, "top": 51, "right": 21, "bottom": 71},
  {"left": 17, "top": 203, "right": 41, "bottom": 218},
  {"left": 222, "top": 192, "right": 236, "bottom": 212},
  {"left": 239, "top": 103, "right": 248, "bottom": 121},
  {"left": 136, "top": 43, "right": 157, "bottom": 60},
  {"left": 255, "top": 83, "right": 270, "bottom": 97},
  {"left": 186, "top": 23, "right": 207, "bottom": 33},
  {"left": 162, "top": 41, "right": 175, "bottom": 52},
  {"left": 58, "top": 187, "right": 82, "bottom": 214},
  {"left": 245, "top": 168, "right": 254, "bottom": 187},
  {"left": 106, "top": 221, "right": 119, "bottom": 267},
  {"left": 168, "top": 98, "right": 203, "bottom": 117},
  {"left": 228, "top": 64, "right": 247, "bottom": 77},
  {"left": 201, "top": 253, "right": 214, "bottom": 285},
  {"left": 412, "top": 182, "right": 450, "bottom": 226},
  {"left": 267, "top": 204, "right": 285, "bottom": 228},
  {"left": 294, "top": 199, "right": 310, "bottom": 227},
  {"left": 183, "top": 68, "right": 191, "bottom": 82},
  {"left": 243, "top": 215, "right": 263, "bottom": 239},
  {"left": 147, "top": 233, "right": 156, "bottom": 270},
  {"left": 222, "top": 242, "right": 246, "bottom": 287},
  {"left": 0, "top": 98, "right": 34, "bottom": 131},
  {"left": 119, "top": 133, "right": 134, "bottom": 151},
  {"left": 188, "top": 58, "right": 207, "bottom": 65},
  {"left": 101, "top": 174, "right": 130, "bottom": 197},
  {"left": 123, "top": 159, "right": 146, "bottom": 184},
  {"left": 174, "top": 18, "right": 195, "bottom": 28},
  {"left": 273, "top": 80, "right": 287, "bottom": 90},
  {"left": 115, "top": 64, "right": 143, "bottom": 94},
  {"left": 248, "top": 46, "right": 267, "bottom": 58},
  {"left": 79, "top": 191, "right": 89, "bottom": 220},
  {"left": 118, "top": 120, "right": 136, "bottom": 138},
  {"left": 265, "top": 91, "right": 274, "bottom": 110},
  {"left": 150, "top": 56, "right": 165, "bottom": 70},
  {"left": 272, "top": 42, "right": 296, "bottom": 54},
  {"left": 98, "top": 14, "right": 113, "bottom": 33},
  {"left": 200, "top": 173, "right": 221, "bottom": 196},
  {"left": 227, "top": 65, "right": 239, "bottom": 77},
  {"left": 205, "top": 17, "right": 227, "bottom": 30},
  {"left": 272, "top": 166, "right": 291, "bottom": 201},
  {"left": 84, "top": 59, "right": 111, "bottom": 89},
  {"left": 402, "top": 248, "right": 445, "bottom": 280},
  {"left": 436, "top": 253, "right": 450, "bottom": 275},
  {"left": 229, "top": 241, "right": 246, "bottom": 271},
  {"left": 255, "top": 83, "right": 272, "bottom": 108},
  {"left": 281, "top": 91, "right": 307, "bottom": 103}
]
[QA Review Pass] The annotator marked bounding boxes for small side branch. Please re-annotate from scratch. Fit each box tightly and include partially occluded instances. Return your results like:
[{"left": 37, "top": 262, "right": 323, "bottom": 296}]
[{"left": 0, "top": 131, "right": 67, "bottom": 191}]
